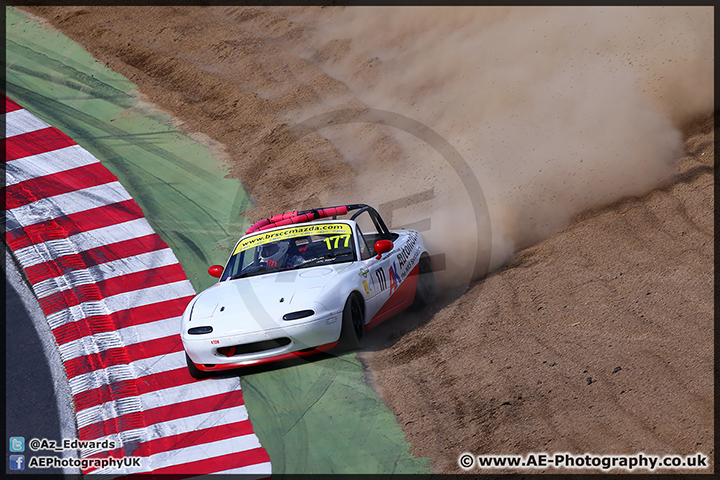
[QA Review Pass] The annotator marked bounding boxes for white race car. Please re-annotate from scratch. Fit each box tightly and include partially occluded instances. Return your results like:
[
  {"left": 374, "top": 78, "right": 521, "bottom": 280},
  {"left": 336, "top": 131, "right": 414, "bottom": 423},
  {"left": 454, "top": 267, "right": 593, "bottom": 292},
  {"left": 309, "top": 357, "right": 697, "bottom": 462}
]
[{"left": 181, "top": 204, "right": 435, "bottom": 377}]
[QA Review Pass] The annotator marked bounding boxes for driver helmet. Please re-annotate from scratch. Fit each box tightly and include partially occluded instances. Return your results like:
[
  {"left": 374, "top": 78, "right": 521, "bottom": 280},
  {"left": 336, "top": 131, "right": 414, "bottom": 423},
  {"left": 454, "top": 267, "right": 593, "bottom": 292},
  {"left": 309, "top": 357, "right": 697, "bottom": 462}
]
[{"left": 259, "top": 241, "right": 289, "bottom": 267}]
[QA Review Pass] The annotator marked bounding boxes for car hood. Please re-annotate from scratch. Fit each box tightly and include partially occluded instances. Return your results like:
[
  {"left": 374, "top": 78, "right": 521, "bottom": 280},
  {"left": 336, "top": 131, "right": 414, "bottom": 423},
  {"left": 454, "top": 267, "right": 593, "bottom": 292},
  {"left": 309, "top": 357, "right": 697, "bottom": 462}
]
[{"left": 186, "top": 264, "right": 350, "bottom": 337}]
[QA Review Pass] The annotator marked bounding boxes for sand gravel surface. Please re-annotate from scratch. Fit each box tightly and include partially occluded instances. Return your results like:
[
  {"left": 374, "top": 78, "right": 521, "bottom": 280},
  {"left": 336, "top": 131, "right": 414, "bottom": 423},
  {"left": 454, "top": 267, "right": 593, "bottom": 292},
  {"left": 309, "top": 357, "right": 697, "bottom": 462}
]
[{"left": 22, "top": 5, "right": 713, "bottom": 474}]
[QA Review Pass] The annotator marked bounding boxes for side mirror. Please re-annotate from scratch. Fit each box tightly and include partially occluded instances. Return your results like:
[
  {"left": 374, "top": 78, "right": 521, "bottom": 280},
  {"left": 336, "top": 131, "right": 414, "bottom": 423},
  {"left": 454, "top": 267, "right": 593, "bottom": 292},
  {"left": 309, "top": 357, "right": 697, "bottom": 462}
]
[
  {"left": 374, "top": 240, "right": 394, "bottom": 259},
  {"left": 208, "top": 265, "right": 224, "bottom": 278}
]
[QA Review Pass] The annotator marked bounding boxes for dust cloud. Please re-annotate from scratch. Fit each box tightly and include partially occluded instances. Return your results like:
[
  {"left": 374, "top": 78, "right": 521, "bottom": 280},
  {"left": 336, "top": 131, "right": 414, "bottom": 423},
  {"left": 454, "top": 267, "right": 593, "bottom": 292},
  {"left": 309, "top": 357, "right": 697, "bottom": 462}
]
[{"left": 290, "top": 6, "right": 713, "bottom": 288}]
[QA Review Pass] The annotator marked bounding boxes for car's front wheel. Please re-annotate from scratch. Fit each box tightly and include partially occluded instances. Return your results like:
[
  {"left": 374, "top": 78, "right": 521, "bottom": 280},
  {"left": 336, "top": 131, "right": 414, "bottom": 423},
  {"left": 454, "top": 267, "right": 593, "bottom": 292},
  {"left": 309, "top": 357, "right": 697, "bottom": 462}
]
[
  {"left": 337, "top": 294, "right": 365, "bottom": 352},
  {"left": 186, "top": 353, "right": 212, "bottom": 380}
]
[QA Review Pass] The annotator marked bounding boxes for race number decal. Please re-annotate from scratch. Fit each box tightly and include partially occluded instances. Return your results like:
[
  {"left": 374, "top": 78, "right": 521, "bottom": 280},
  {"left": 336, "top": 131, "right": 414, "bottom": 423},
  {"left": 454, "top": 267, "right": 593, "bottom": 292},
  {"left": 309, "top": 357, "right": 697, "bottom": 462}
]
[
  {"left": 375, "top": 268, "right": 387, "bottom": 290},
  {"left": 323, "top": 234, "right": 351, "bottom": 249}
]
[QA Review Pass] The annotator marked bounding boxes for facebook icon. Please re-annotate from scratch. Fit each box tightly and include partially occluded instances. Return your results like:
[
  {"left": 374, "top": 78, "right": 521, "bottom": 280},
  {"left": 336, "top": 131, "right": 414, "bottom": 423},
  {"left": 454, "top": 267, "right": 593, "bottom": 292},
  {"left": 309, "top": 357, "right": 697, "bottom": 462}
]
[{"left": 9, "top": 455, "right": 25, "bottom": 471}]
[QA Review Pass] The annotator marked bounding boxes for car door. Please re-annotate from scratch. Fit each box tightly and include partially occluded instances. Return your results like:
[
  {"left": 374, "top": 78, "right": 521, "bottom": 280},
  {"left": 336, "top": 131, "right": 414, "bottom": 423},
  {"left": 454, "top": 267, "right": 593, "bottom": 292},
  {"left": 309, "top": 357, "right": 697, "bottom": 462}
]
[
  {"left": 358, "top": 229, "right": 411, "bottom": 327},
  {"left": 351, "top": 207, "right": 408, "bottom": 326},
  {"left": 372, "top": 233, "right": 412, "bottom": 316},
  {"left": 354, "top": 223, "right": 383, "bottom": 311}
]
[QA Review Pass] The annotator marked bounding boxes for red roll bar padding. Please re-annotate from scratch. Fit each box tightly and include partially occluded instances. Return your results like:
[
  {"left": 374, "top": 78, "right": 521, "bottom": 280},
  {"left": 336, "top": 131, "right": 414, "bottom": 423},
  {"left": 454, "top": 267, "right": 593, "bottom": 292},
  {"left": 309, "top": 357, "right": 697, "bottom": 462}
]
[
  {"left": 246, "top": 212, "right": 293, "bottom": 234},
  {"left": 249, "top": 219, "right": 271, "bottom": 231},
  {"left": 260, "top": 215, "right": 300, "bottom": 230},
  {"left": 245, "top": 205, "right": 351, "bottom": 234},
  {"left": 268, "top": 211, "right": 298, "bottom": 223},
  {"left": 319, "top": 206, "right": 348, "bottom": 217},
  {"left": 258, "top": 211, "right": 313, "bottom": 230}
]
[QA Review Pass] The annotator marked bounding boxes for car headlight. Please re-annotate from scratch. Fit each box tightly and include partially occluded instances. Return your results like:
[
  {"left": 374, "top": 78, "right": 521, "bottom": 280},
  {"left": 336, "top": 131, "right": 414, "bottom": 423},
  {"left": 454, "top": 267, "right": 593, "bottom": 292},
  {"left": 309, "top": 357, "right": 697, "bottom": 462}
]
[
  {"left": 282, "top": 309, "right": 315, "bottom": 321},
  {"left": 187, "top": 326, "right": 213, "bottom": 335}
]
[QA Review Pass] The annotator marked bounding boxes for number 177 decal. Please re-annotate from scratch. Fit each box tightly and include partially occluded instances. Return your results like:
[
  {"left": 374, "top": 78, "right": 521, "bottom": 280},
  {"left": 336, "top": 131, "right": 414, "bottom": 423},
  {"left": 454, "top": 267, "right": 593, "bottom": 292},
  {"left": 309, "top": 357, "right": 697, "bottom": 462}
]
[{"left": 323, "top": 234, "right": 350, "bottom": 249}]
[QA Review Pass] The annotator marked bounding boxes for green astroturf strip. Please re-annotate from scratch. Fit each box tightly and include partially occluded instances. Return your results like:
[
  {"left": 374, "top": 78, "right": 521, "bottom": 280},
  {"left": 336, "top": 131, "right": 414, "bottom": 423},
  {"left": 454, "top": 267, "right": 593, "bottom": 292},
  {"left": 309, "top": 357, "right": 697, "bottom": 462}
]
[
  {"left": 5, "top": 7, "right": 430, "bottom": 474},
  {"left": 241, "top": 354, "right": 432, "bottom": 474},
  {"left": 5, "top": 7, "right": 250, "bottom": 294}
]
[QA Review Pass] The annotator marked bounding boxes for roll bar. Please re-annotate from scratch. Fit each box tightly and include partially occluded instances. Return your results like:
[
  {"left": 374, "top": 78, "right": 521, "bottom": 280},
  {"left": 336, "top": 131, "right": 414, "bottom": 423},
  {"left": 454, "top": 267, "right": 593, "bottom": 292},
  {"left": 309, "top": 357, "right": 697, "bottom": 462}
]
[{"left": 245, "top": 203, "right": 392, "bottom": 239}]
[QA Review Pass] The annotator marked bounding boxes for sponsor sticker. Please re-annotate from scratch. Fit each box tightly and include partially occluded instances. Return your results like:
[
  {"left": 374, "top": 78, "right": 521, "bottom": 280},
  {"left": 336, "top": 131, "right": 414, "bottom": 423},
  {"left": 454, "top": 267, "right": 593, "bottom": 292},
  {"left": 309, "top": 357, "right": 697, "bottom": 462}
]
[
  {"left": 389, "top": 261, "right": 402, "bottom": 294},
  {"left": 234, "top": 223, "right": 352, "bottom": 254}
]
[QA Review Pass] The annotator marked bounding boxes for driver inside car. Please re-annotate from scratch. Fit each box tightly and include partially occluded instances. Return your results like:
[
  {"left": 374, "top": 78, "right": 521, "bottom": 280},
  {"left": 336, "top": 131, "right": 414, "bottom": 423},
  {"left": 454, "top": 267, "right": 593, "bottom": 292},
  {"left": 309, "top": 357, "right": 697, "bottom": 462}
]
[{"left": 259, "top": 240, "right": 303, "bottom": 269}]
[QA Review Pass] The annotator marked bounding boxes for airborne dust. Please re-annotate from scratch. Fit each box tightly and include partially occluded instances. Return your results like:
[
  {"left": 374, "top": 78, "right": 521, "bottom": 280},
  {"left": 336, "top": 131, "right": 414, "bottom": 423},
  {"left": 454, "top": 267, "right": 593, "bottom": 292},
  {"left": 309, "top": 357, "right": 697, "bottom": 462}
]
[{"left": 289, "top": 6, "right": 713, "bottom": 288}]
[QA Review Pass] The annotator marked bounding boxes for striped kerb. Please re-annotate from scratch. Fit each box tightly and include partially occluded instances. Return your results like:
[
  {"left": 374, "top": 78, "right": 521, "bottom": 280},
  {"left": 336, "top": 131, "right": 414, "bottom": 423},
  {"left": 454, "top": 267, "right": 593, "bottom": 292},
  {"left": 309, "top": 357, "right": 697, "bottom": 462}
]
[{"left": 3, "top": 96, "right": 272, "bottom": 476}]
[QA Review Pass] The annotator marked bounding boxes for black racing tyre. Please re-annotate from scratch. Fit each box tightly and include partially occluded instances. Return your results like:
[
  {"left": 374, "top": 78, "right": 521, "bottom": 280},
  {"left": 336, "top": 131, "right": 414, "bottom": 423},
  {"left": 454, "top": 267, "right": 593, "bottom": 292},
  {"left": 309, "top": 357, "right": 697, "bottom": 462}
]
[
  {"left": 337, "top": 294, "right": 365, "bottom": 352},
  {"left": 186, "top": 353, "right": 212, "bottom": 380},
  {"left": 411, "top": 254, "right": 437, "bottom": 310}
]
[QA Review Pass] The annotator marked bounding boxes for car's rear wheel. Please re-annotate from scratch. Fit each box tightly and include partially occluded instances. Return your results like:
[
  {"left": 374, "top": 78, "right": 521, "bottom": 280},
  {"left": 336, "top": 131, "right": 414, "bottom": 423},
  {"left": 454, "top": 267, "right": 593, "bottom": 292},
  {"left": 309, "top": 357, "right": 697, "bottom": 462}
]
[
  {"left": 338, "top": 294, "right": 365, "bottom": 352},
  {"left": 412, "top": 254, "right": 436, "bottom": 310},
  {"left": 186, "top": 353, "right": 211, "bottom": 379}
]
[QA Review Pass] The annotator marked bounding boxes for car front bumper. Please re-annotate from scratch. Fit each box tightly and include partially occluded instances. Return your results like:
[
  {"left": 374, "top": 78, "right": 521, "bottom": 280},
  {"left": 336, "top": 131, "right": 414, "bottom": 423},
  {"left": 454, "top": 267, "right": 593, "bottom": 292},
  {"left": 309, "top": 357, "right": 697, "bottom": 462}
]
[{"left": 182, "top": 312, "right": 343, "bottom": 368}]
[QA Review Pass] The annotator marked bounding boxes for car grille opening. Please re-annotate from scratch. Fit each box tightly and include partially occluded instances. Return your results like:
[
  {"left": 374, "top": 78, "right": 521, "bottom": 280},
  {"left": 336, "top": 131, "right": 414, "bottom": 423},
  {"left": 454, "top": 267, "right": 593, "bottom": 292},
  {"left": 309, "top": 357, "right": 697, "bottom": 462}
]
[{"left": 217, "top": 337, "right": 291, "bottom": 357}]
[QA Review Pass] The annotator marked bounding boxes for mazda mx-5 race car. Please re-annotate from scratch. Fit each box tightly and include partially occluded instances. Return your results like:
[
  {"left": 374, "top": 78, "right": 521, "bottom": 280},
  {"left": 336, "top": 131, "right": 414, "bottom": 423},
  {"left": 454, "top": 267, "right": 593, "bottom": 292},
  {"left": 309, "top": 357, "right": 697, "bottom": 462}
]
[{"left": 181, "top": 204, "right": 435, "bottom": 378}]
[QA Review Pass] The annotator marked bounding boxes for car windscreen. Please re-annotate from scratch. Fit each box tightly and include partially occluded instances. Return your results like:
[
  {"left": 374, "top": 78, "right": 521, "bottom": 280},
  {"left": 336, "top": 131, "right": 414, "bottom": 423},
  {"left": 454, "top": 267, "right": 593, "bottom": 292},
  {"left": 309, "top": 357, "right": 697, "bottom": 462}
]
[{"left": 221, "top": 223, "right": 357, "bottom": 280}]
